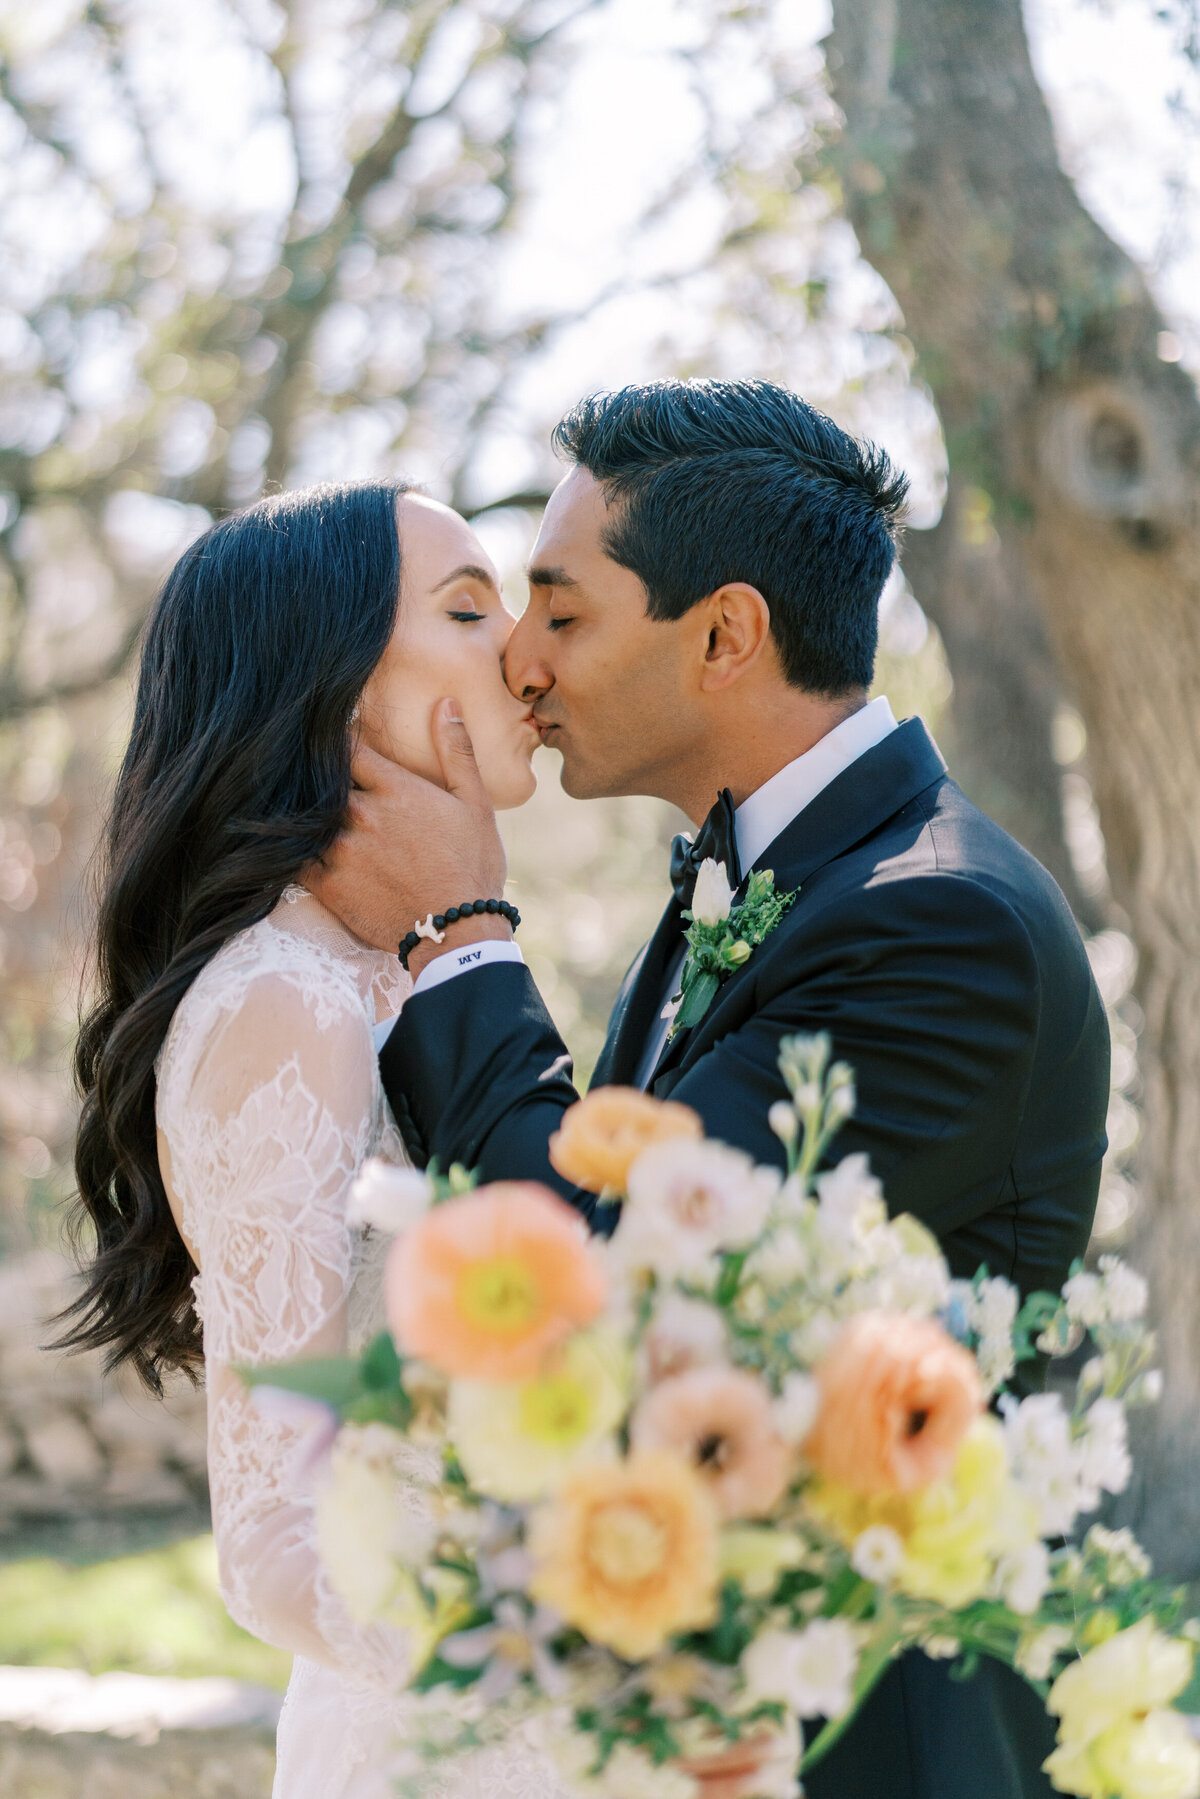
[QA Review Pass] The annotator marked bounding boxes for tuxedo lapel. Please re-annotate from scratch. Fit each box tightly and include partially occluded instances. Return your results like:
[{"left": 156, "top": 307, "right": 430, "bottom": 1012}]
[
  {"left": 753, "top": 717, "right": 947, "bottom": 891},
  {"left": 648, "top": 720, "right": 948, "bottom": 1093},
  {"left": 593, "top": 894, "right": 685, "bottom": 1089}
]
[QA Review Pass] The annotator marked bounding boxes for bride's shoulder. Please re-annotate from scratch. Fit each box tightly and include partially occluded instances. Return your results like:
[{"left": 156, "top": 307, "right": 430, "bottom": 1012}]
[{"left": 159, "top": 906, "right": 373, "bottom": 1098}]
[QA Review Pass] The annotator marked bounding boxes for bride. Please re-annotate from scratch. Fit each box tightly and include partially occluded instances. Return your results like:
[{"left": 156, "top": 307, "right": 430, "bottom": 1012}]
[
  {"left": 61, "top": 479, "right": 553, "bottom": 1797},
  {"left": 61, "top": 477, "right": 765, "bottom": 1799}
]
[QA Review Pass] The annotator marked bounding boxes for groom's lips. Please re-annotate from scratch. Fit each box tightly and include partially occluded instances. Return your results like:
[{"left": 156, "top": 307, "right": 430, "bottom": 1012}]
[{"left": 533, "top": 714, "right": 560, "bottom": 743}]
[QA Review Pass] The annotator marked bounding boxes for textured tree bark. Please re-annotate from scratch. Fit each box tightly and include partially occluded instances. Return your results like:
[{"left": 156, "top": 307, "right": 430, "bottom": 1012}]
[{"left": 826, "top": 0, "right": 1200, "bottom": 1571}]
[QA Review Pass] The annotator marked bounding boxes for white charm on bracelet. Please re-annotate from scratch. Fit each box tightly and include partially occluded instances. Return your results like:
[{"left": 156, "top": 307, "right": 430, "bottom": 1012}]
[{"left": 414, "top": 914, "right": 446, "bottom": 944}]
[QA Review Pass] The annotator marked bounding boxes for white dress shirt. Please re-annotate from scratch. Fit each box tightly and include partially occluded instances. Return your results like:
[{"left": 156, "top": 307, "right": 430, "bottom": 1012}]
[
  {"left": 632, "top": 696, "right": 897, "bottom": 1085},
  {"left": 380, "top": 696, "right": 898, "bottom": 1066}
]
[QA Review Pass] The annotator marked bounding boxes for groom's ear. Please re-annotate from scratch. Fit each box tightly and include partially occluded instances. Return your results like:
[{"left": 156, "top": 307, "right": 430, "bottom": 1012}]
[{"left": 696, "top": 584, "right": 773, "bottom": 693}]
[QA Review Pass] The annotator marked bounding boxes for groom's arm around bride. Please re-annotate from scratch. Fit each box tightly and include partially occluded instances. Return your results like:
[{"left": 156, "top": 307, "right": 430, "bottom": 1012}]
[{"left": 313, "top": 378, "right": 1111, "bottom": 1799}]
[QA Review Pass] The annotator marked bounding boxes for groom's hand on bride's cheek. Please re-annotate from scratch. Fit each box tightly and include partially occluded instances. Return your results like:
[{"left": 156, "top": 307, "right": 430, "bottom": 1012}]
[{"left": 306, "top": 700, "right": 510, "bottom": 958}]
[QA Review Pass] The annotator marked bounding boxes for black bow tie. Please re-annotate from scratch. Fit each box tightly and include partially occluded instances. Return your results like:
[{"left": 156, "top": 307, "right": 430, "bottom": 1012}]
[{"left": 669, "top": 788, "right": 742, "bottom": 910}]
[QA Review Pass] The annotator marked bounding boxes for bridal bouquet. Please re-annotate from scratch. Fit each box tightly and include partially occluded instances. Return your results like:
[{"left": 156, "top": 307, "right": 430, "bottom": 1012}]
[{"left": 242, "top": 1038, "right": 1200, "bottom": 1799}]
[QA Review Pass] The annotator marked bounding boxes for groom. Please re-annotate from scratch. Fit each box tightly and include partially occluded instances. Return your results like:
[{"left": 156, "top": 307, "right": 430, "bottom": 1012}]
[{"left": 313, "top": 378, "right": 1110, "bottom": 1799}]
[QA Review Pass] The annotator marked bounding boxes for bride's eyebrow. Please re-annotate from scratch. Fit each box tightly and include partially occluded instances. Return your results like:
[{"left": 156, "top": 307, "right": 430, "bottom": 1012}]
[{"left": 430, "top": 563, "right": 498, "bottom": 594}]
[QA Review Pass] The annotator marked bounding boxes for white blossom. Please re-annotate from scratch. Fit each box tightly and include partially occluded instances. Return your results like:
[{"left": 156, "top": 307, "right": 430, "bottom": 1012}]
[
  {"left": 773, "top": 1371, "right": 821, "bottom": 1446},
  {"left": 1085, "top": 1524, "right": 1151, "bottom": 1585},
  {"left": 1015, "top": 1625, "right": 1073, "bottom": 1682},
  {"left": 1063, "top": 1270, "right": 1107, "bottom": 1330},
  {"left": 995, "top": 1540, "right": 1051, "bottom": 1615},
  {"left": 638, "top": 1292, "right": 728, "bottom": 1385},
  {"left": 1098, "top": 1254, "right": 1149, "bottom": 1322},
  {"left": 347, "top": 1158, "right": 433, "bottom": 1235},
  {"left": 851, "top": 1525, "right": 904, "bottom": 1584},
  {"left": 619, "top": 1138, "right": 776, "bottom": 1278},
  {"left": 691, "top": 858, "right": 735, "bottom": 927},
  {"left": 1076, "top": 1397, "right": 1132, "bottom": 1504},
  {"left": 740, "top": 1619, "right": 858, "bottom": 1719},
  {"left": 815, "top": 1154, "right": 886, "bottom": 1238},
  {"left": 768, "top": 1101, "right": 799, "bottom": 1145},
  {"left": 1002, "top": 1393, "right": 1084, "bottom": 1535}
]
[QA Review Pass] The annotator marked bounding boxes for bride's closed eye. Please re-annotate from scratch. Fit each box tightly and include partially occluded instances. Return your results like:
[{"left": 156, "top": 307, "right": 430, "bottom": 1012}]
[{"left": 447, "top": 608, "right": 488, "bottom": 623}]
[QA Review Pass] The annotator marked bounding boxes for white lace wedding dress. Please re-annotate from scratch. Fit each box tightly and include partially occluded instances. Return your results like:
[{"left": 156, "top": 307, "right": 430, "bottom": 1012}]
[{"left": 156, "top": 886, "right": 565, "bottom": 1799}]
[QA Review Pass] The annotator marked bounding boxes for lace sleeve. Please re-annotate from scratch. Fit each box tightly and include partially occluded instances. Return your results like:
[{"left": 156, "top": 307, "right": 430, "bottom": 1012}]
[{"left": 158, "top": 960, "right": 413, "bottom": 1689}]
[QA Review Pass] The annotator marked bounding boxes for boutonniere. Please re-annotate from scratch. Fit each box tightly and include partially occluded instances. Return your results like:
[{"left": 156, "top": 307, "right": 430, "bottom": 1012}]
[{"left": 666, "top": 859, "right": 798, "bottom": 1038}]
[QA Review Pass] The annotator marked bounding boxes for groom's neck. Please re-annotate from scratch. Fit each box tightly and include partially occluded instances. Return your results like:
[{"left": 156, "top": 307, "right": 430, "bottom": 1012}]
[{"left": 670, "top": 688, "right": 870, "bottom": 827}]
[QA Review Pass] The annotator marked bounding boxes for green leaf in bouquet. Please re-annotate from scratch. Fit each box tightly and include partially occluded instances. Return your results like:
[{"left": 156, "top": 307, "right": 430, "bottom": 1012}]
[
  {"left": 343, "top": 1388, "right": 413, "bottom": 1428},
  {"left": 359, "top": 1330, "right": 403, "bottom": 1391},
  {"left": 236, "top": 1355, "right": 365, "bottom": 1412}
]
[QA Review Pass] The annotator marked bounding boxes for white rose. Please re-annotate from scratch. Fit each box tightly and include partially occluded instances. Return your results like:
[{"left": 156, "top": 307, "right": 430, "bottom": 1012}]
[
  {"left": 690, "top": 857, "right": 735, "bottom": 927},
  {"left": 740, "top": 1619, "right": 858, "bottom": 1719},
  {"left": 619, "top": 1139, "right": 776, "bottom": 1278},
  {"left": 347, "top": 1158, "right": 432, "bottom": 1235},
  {"left": 315, "top": 1442, "right": 427, "bottom": 1629}
]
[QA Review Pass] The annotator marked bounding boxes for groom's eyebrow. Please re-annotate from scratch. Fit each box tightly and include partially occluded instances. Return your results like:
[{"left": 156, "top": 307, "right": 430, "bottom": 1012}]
[
  {"left": 431, "top": 563, "right": 499, "bottom": 593},
  {"left": 526, "top": 564, "right": 579, "bottom": 589}
]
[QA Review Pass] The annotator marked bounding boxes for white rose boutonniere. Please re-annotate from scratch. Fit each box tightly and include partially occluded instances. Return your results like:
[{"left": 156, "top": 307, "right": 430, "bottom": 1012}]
[{"left": 667, "top": 860, "right": 798, "bottom": 1038}]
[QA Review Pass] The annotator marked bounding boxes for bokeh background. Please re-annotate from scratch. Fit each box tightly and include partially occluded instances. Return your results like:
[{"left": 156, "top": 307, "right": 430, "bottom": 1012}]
[{"left": 0, "top": 0, "right": 1197, "bottom": 1789}]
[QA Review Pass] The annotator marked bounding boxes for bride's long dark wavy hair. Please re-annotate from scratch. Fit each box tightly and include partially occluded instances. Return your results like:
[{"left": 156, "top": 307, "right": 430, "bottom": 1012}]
[{"left": 57, "top": 479, "right": 411, "bottom": 1392}]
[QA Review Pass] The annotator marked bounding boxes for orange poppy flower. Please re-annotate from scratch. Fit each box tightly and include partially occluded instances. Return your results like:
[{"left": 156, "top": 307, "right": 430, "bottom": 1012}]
[{"left": 385, "top": 1183, "right": 607, "bottom": 1380}]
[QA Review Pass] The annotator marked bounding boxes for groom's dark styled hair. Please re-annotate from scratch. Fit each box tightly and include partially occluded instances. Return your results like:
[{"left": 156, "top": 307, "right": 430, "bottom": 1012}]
[{"left": 553, "top": 379, "right": 909, "bottom": 693}]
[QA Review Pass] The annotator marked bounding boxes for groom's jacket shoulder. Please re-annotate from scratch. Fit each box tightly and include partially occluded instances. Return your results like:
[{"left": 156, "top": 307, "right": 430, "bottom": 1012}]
[{"left": 381, "top": 718, "right": 1110, "bottom": 1294}]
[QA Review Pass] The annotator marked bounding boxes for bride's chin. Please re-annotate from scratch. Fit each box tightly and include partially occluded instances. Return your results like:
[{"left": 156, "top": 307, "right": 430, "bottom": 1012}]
[{"left": 486, "top": 753, "right": 538, "bottom": 812}]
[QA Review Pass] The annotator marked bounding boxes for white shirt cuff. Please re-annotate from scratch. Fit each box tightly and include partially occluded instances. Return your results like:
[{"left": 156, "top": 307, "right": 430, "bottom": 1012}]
[{"left": 411, "top": 938, "right": 526, "bottom": 997}]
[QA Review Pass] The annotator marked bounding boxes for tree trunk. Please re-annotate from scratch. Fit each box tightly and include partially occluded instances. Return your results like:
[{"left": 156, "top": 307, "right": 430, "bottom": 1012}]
[{"left": 826, "top": 0, "right": 1200, "bottom": 1572}]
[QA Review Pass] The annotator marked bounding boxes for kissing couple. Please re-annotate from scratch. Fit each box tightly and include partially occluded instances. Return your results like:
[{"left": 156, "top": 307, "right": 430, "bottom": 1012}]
[{"left": 65, "top": 379, "right": 1109, "bottom": 1799}]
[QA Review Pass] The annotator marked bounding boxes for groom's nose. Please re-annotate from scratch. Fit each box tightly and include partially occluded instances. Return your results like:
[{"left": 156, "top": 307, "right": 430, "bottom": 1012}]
[{"left": 502, "top": 612, "right": 552, "bottom": 703}]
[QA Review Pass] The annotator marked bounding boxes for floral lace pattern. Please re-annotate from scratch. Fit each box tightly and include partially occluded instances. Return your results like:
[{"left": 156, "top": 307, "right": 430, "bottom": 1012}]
[{"left": 156, "top": 889, "right": 566, "bottom": 1799}]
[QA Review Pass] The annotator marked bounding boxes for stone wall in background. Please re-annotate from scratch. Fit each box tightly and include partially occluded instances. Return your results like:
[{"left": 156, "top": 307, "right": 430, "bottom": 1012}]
[{"left": 0, "top": 1252, "right": 208, "bottom": 1553}]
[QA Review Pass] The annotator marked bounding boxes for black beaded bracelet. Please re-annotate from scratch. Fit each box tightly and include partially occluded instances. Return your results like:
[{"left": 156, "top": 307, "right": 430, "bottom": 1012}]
[{"left": 398, "top": 898, "right": 521, "bottom": 969}]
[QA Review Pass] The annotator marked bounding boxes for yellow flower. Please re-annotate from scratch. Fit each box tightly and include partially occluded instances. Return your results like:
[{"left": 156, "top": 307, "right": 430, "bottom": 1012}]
[
  {"left": 548, "top": 1087, "right": 702, "bottom": 1195},
  {"left": 719, "top": 1526, "right": 807, "bottom": 1596},
  {"left": 1045, "top": 1710, "right": 1200, "bottom": 1799},
  {"left": 807, "top": 1418, "right": 1036, "bottom": 1608},
  {"left": 528, "top": 1450, "right": 720, "bottom": 1659},
  {"left": 448, "top": 1332, "right": 629, "bottom": 1502},
  {"left": 1048, "top": 1619, "right": 1194, "bottom": 1748}
]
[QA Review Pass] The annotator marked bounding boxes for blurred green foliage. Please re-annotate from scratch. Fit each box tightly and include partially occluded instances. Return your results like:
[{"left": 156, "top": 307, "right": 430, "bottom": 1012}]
[{"left": 0, "top": 1535, "right": 291, "bottom": 1688}]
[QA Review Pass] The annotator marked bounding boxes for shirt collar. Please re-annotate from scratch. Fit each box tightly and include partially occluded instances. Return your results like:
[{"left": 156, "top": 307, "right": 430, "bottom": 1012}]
[{"left": 734, "top": 695, "right": 899, "bottom": 874}]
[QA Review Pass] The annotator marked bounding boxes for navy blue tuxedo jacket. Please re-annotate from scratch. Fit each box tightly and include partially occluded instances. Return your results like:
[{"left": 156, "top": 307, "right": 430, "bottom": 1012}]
[{"left": 379, "top": 717, "right": 1110, "bottom": 1799}]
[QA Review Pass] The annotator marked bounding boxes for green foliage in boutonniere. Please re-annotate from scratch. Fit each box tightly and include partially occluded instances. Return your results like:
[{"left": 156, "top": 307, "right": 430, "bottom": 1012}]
[{"left": 667, "top": 858, "right": 798, "bottom": 1038}]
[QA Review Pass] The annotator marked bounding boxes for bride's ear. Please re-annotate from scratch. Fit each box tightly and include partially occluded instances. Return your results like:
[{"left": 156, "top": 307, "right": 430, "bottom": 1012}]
[{"left": 697, "top": 584, "right": 772, "bottom": 693}]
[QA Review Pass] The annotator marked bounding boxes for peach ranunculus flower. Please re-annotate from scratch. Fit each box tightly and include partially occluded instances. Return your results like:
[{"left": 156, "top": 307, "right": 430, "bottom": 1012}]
[
  {"left": 548, "top": 1087, "right": 703, "bottom": 1195},
  {"left": 630, "top": 1366, "right": 793, "bottom": 1520},
  {"left": 804, "top": 1311, "right": 984, "bottom": 1495},
  {"left": 528, "top": 1450, "right": 720, "bottom": 1658},
  {"left": 385, "top": 1183, "right": 606, "bottom": 1380}
]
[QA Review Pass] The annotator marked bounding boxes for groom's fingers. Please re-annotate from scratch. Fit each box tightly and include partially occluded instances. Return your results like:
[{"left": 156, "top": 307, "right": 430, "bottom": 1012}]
[
  {"left": 348, "top": 742, "right": 396, "bottom": 793},
  {"left": 431, "top": 698, "right": 491, "bottom": 810}
]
